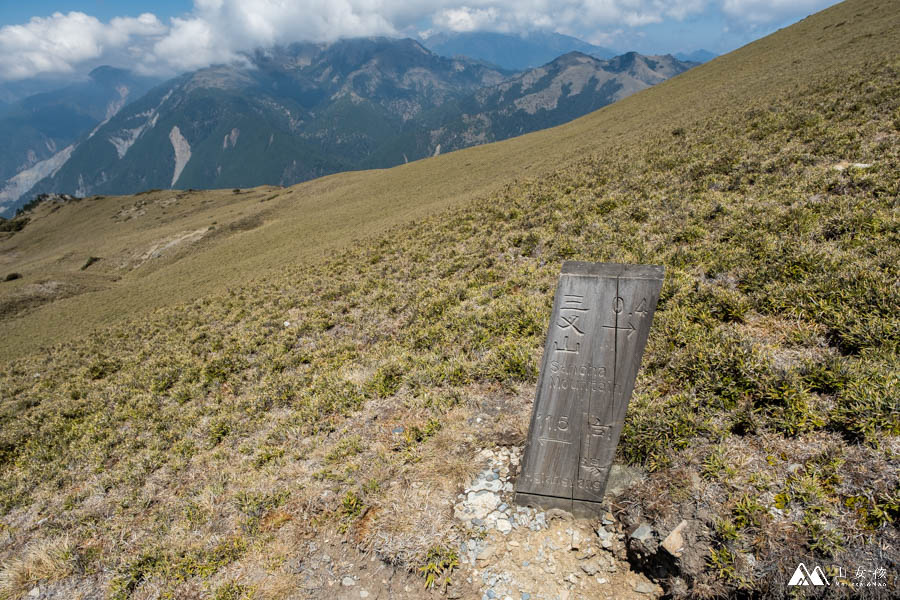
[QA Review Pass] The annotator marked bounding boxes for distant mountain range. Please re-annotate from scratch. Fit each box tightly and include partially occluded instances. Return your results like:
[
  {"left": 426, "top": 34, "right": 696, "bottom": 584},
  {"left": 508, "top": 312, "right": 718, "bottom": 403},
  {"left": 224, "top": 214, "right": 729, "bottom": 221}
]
[
  {"left": 368, "top": 51, "right": 693, "bottom": 164},
  {"left": 421, "top": 30, "right": 617, "bottom": 70},
  {"left": 1, "top": 38, "right": 696, "bottom": 216},
  {"left": 0, "top": 67, "right": 160, "bottom": 214},
  {"left": 0, "top": 76, "right": 91, "bottom": 105},
  {"left": 674, "top": 49, "right": 717, "bottom": 63}
]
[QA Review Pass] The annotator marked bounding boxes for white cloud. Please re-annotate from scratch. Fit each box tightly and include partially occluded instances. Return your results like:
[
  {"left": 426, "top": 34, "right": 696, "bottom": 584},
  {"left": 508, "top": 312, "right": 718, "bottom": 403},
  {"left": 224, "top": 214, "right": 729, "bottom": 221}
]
[
  {"left": 433, "top": 7, "right": 503, "bottom": 33},
  {"left": 143, "top": 0, "right": 400, "bottom": 73},
  {"left": 0, "top": 1, "right": 840, "bottom": 81},
  {"left": 721, "top": 0, "right": 835, "bottom": 25},
  {"left": 0, "top": 12, "right": 165, "bottom": 80}
]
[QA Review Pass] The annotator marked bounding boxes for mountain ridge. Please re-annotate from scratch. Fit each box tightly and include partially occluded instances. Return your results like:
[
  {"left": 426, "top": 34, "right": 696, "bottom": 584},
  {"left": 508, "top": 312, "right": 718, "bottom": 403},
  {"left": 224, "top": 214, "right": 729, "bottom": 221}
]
[
  {"left": 0, "top": 2, "right": 896, "bottom": 599},
  {"left": 422, "top": 30, "right": 618, "bottom": 69},
  {"left": 7, "top": 41, "right": 693, "bottom": 215},
  {"left": 365, "top": 51, "right": 693, "bottom": 166},
  {"left": 0, "top": 3, "right": 896, "bottom": 599},
  {"left": 0, "top": 67, "right": 161, "bottom": 213}
]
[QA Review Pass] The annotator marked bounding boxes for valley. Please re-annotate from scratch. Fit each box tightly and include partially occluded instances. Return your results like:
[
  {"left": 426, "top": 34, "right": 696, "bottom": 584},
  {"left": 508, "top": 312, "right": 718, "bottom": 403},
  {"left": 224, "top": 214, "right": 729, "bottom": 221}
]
[{"left": 1, "top": 39, "right": 694, "bottom": 217}]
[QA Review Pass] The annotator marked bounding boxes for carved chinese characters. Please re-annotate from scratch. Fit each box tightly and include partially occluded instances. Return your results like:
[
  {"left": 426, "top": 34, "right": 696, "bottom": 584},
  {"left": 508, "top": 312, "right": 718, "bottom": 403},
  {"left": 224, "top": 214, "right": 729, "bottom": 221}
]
[{"left": 515, "top": 261, "right": 664, "bottom": 516}]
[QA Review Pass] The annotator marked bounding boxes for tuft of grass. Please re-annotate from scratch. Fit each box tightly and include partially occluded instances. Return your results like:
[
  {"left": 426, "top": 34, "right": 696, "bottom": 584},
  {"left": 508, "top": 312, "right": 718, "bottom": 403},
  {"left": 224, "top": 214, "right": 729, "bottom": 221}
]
[
  {"left": 732, "top": 494, "right": 766, "bottom": 529},
  {"left": 418, "top": 545, "right": 459, "bottom": 590},
  {"left": 338, "top": 490, "right": 366, "bottom": 533},
  {"left": 213, "top": 581, "right": 255, "bottom": 600},
  {"left": 80, "top": 256, "right": 102, "bottom": 271},
  {"left": 325, "top": 435, "right": 363, "bottom": 463},
  {"left": 0, "top": 537, "right": 75, "bottom": 600},
  {"left": 110, "top": 537, "right": 247, "bottom": 600}
]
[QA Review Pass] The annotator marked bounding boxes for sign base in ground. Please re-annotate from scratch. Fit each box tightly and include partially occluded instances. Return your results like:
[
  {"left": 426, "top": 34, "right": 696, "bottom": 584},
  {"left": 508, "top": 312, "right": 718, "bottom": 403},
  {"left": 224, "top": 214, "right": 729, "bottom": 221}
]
[{"left": 514, "top": 261, "right": 664, "bottom": 517}]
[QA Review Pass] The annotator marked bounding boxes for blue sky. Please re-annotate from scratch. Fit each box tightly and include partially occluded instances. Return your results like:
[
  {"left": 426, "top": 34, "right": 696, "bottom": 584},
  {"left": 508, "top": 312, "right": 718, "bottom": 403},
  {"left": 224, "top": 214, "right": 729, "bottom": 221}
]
[
  {"left": 1, "top": 1, "right": 191, "bottom": 25},
  {"left": 0, "top": 1, "right": 841, "bottom": 82}
]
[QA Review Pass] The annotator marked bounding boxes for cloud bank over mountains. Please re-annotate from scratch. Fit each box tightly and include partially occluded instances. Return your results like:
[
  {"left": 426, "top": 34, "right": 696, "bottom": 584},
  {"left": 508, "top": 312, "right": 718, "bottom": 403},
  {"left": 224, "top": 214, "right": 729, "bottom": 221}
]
[{"left": 0, "top": 0, "right": 837, "bottom": 81}]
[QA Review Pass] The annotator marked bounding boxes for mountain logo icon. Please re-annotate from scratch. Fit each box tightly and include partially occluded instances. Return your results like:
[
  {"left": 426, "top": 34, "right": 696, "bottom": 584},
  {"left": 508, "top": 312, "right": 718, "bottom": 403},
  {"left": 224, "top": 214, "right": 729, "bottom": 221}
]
[{"left": 788, "top": 563, "right": 830, "bottom": 586}]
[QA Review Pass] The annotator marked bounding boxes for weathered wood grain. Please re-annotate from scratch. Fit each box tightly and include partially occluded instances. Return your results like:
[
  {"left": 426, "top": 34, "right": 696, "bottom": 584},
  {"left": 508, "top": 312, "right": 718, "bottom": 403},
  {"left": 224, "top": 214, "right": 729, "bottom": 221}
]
[{"left": 515, "top": 261, "right": 663, "bottom": 515}]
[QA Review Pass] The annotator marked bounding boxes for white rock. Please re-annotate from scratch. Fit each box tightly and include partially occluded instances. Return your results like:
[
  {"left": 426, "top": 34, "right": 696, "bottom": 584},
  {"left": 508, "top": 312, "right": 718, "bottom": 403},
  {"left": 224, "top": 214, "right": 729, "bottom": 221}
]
[
  {"left": 485, "top": 512, "right": 500, "bottom": 528},
  {"left": 581, "top": 560, "right": 601, "bottom": 575},
  {"left": 471, "top": 479, "right": 503, "bottom": 493},
  {"left": 341, "top": 576, "right": 356, "bottom": 586},
  {"left": 596, "top": 526, "right": 613, "bottom": 548},
  {"left": 454, "top": 502, "right": 473, "bottom": 521},
  {"left": 467, "top": 490, "right": 501, "bottom": 519},
  {"left": 832, "top": 161, "right": 873, "bottom": 171},
  {"left": 571, "top": 530, "right": 582, "bottom": 550},
  {"left": 497, "top": 518, "right": 512, "bottom": 534},
  {"left": 634, "top": 581, "right": 656, "bottom": 594}
]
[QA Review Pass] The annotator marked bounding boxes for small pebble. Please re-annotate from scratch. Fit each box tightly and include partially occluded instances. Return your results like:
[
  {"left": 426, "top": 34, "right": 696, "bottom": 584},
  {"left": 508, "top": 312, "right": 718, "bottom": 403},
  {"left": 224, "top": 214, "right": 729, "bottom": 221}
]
[{"left": 634, "top": 581, "right": 656, "bottom": 594}]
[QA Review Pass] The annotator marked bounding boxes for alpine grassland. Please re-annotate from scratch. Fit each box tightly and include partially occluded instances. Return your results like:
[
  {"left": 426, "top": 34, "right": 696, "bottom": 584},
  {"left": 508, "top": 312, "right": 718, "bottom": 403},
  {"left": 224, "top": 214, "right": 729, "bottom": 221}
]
[{"left": 0, "top": 0, "right": 898, "bottom": 598}]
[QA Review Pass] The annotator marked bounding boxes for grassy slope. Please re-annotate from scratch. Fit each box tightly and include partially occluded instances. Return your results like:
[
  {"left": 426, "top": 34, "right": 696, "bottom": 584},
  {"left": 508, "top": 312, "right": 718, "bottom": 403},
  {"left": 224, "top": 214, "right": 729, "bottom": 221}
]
[
  {"left": 1, "top": 0, "right": 898, "bottom": 598},
  {"left": 2, "top": 0, "right": 890, "bottom": 361}
]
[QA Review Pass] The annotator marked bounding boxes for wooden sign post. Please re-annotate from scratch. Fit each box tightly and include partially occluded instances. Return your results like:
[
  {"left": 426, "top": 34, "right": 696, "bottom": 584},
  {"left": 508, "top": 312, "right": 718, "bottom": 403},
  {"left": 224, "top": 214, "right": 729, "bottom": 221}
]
[{"left": 515, "top": 261, "right": 664, "bottom": 516}]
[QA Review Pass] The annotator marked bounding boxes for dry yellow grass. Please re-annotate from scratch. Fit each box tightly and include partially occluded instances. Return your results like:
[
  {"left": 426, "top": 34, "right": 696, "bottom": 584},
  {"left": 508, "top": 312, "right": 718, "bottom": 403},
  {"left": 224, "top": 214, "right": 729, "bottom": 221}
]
[
  {"left": 0, "top": 1, "right": 897, "bottom": 599},
  {"left": 4, "top": 0, "right": 898, "bottom": 359},
  {"left": 0, "top": 536, "right": 75, "bottom": 600}
]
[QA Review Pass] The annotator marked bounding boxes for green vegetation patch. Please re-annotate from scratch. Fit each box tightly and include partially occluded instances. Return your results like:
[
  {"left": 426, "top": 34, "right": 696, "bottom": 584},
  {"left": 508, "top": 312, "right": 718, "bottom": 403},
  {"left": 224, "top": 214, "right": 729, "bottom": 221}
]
[{"left": 0, "top": 6, "right": 898, "bottom": 598}]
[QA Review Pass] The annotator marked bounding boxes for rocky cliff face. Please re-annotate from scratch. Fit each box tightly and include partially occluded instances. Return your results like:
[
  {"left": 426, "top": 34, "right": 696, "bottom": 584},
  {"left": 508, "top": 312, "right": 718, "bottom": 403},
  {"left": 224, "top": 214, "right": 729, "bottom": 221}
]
[
  {"left": 0, "top": 68, "right": 159, "bottom": 215},
  {"left": 366, "top": 52, "right": 696, "bottom": 166},
  {"left": 10, "top": 41, "right": 694, "bottom": 215}
]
